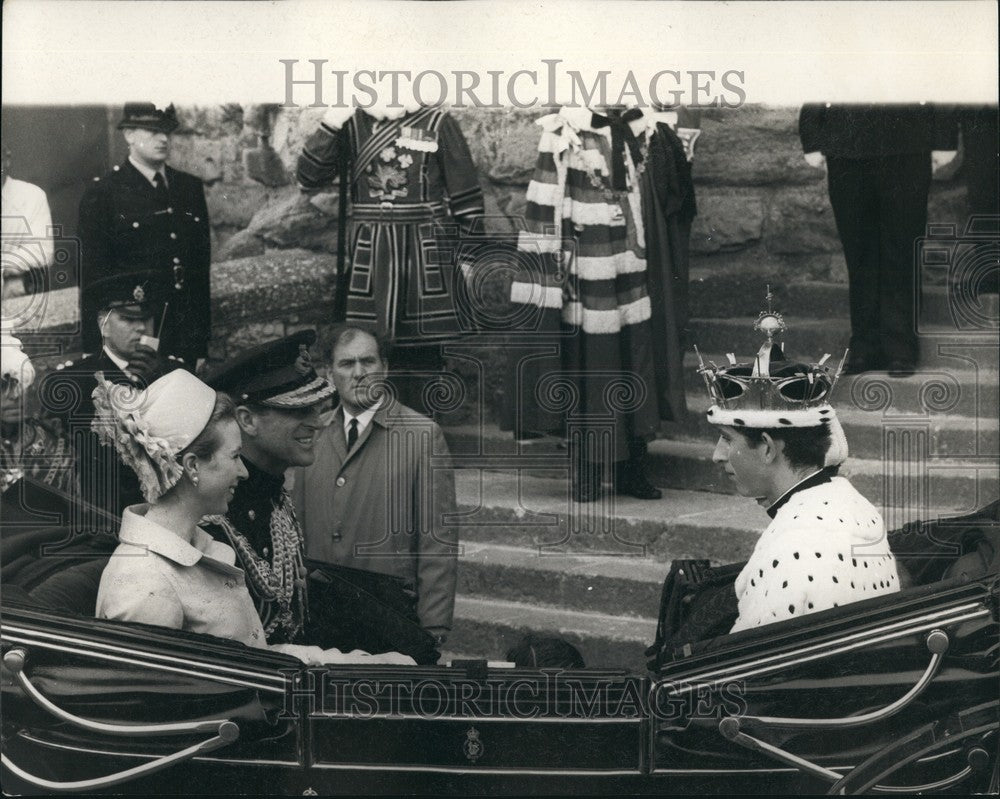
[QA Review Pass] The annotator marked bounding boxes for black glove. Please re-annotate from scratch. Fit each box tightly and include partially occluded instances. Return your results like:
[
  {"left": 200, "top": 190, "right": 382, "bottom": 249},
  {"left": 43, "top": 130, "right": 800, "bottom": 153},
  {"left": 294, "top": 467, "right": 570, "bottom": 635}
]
[{"left": 127, "top": 345, "right": 170, "bottom": 385}]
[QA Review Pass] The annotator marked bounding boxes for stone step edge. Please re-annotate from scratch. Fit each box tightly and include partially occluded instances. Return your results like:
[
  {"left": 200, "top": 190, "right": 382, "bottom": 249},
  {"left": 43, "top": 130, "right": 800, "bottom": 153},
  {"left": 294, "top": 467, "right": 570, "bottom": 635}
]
[
  {"left": 444, "top": 423, "right": 1000, "bottom": 475},
  {"left": 453, "top": 595, "right": 656, "bottom": 643},
  {"left": 675, "top": 393, "right": 1000, "bottom": 431},
  {"left": 454, "top": 472, "right": 760, "bottom": 535},
  {"left": 460, "top": 541, "right": 670, "bottom": 584}
]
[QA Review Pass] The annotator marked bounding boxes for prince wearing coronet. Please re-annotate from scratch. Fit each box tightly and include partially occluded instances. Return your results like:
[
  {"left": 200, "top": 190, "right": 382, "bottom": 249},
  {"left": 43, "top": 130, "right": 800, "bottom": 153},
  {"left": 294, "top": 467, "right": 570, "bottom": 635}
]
[{"left": 697, "top": 290, "right": 900, "bottom": 633}]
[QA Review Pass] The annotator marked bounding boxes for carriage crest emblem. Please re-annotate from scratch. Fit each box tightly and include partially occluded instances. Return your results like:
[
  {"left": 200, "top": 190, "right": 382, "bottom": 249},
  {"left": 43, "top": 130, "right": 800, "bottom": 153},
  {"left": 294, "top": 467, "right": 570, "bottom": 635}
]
[{"left": 463, "top": 727, "right": 484, "bottom": 763}]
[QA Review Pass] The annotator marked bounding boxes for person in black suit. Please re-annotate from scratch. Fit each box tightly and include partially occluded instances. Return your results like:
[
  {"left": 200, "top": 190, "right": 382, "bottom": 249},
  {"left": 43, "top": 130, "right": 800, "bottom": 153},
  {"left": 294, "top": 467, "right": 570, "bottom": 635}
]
[
  {"left": 40, "top": 271, "right": 183, "bottom": 526},
  {"left": 78, "top": 103, "right": 211, "bottom": 366},
  {"left": 799, "top": 104, "right": 958, "bottom": 376}
]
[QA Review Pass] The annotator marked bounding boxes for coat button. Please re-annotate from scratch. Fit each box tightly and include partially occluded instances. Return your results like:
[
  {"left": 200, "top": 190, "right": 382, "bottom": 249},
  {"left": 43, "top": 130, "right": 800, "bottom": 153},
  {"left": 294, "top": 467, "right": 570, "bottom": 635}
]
[
  {"left": 132, "top": 222, "right": 140, "bottom": 228},
  {"left": 248, "top": 509, "right": 256, "bottom": 521},
  {"left": 336, "top": 477, "right": 346, "bottom": 487},
  {"left": 332, "top": 531, "right": 342, "bottom": 542},
  {"left": 167, "top": 207, "right": 173, "bottom": 214},
  {"left": 194, "top": 216, "right": 200, "bottom": 222},
  {"left": 170, "top": 232, "right": 177, "bottom": 239},
  {"left": 173, "top": 257, "right": 180, "bottom": 264}
]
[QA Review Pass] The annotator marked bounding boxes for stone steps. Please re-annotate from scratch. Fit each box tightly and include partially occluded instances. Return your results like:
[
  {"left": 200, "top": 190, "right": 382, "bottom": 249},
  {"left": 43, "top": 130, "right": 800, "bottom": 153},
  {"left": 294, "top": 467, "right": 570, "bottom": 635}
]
[
  {"left": 446, "top": 468, "right": 988, "bottom": 666},
  {"left": 648, "top": 439, "right": 998, "bottom": 513},
  {"left": 665, "top": 394, "right": 999, "bottom": 461},
  {"left": 688, "top": 276, "right": 1000, "bottom": 330},
  {"left": 445, "top": 426, "right": 1000, "bottom": 517},
  {"left": 453, "top": 471, "right": 763, "bottom": 562},
  {"left": 446, "top": 594, "right": 655, "bottom": 673},
  {"left": 458, "top": 542, "right": 666, "bottom": 617},
  {"left": 688, "top": 317, "right": 1000, "bottom": 366}
]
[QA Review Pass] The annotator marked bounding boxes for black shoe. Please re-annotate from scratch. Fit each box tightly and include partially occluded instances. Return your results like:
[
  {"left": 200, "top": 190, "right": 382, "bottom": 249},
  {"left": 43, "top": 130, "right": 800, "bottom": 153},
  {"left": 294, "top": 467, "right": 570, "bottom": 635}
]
[
  {"left": 615, "top": 470, "right": 663, "bottom": 500},
  {"left": 886, "top": 359, "right": 916, "bottom": 378},
  {"left": 617, "top": 479, "right": 663, "bottom": 500}
]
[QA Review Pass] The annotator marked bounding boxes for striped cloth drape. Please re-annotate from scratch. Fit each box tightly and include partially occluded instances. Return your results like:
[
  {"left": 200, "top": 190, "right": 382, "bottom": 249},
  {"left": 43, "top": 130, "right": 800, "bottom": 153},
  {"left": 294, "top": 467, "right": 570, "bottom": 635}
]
[{"left": 507, "top": 108, "right": 695, "bottom": 462}]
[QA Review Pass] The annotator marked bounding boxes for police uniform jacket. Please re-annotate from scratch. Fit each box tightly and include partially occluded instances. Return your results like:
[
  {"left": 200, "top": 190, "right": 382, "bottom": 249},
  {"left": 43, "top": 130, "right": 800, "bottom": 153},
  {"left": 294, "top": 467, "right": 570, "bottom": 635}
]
[
  {"left": 39, "top": 351, "right": 182, "bottom": 524},
  {"left": 292, "top": 400, "right": 458, "bottom": 634},
  {"left": 77, "top": 161, "right": 211, "bottom": 361}
]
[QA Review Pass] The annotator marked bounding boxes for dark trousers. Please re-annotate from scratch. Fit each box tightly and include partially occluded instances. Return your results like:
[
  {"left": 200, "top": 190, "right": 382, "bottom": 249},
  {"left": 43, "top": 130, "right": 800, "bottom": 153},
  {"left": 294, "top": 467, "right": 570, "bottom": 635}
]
[
  {"left": 306, "top": 562, "right": 440, "bottom": 665},
  {"left": 389, "top": 344, "right": 443, "bottom": 418},
  {"left": 826, "top": 153, "right": 932, "bottom": 363}
]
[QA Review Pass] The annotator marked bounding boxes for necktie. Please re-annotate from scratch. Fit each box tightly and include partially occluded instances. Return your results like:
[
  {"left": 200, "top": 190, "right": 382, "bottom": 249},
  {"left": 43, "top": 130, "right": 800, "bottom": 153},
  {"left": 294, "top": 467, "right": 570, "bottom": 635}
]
[
  {"left": 152, "top": 171, "right": 169, "bottom": 202},
  {"left": 590, "top": 108, "right": 645, "bottom": 191},
  {"left": 347, "top": 417, "right": 358, "bottom": 450}
]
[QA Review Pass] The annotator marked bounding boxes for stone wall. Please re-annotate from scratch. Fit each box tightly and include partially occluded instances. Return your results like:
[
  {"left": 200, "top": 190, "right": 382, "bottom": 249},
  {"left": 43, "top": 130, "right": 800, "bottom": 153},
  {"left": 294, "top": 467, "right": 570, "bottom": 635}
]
[{"left": 159, "top": 104, "right": 968, "bottom": 393}]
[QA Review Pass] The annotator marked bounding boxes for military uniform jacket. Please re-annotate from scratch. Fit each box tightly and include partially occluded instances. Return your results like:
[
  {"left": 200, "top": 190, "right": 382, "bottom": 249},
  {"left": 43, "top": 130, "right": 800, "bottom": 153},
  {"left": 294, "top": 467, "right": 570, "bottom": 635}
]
[
  {"left": 292, "top": 401, "right": 458, "bottom": 634},
  {"left": 202, "top": 457, "right": 307, "bottom": 645},
  {"left": 77, "top": 161, "right": 211, "bottom": 361}
]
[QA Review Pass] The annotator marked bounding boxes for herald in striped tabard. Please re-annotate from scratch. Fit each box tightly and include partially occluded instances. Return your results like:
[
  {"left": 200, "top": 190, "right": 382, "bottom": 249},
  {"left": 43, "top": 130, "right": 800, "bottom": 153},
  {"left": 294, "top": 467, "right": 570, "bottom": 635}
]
[{"left": 507, "top": 106, "right": 697, "bottom": 500}]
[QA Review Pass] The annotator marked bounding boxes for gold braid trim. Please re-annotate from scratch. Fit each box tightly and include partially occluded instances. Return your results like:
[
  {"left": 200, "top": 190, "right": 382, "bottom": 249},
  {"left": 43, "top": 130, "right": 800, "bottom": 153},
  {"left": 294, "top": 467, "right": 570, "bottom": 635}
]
[{"left": 205, "top": 489, "right": 306, "bottom": 640}]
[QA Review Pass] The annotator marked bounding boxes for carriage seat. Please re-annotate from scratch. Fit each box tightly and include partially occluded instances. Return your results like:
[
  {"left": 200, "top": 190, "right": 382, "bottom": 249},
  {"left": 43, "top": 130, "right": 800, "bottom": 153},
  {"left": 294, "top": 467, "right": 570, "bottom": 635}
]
[{"left": 27, "top": 556, "right": 109, "bottom": 616}]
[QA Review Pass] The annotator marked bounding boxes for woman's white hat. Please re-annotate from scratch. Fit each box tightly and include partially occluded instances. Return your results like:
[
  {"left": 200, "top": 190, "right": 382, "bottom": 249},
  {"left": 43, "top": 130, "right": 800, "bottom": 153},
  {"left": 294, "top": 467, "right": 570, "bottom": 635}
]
[{"left": 92, "top": 369, "right": 217, "bottom": 501}]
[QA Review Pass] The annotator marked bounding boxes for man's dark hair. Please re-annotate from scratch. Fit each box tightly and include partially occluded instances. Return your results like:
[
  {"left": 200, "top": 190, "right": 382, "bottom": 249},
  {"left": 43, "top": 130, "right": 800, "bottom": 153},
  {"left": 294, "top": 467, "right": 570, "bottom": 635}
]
[
  {"left": 739, "top": 424, "right": 832, "bottom": 471},
  {"left": 328, "top": 324, "right": 390, "bottom": 364}
]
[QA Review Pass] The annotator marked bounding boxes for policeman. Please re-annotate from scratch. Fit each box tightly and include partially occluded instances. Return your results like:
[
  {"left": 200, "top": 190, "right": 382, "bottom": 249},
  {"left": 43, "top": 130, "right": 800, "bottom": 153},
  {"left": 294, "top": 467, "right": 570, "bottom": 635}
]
[
  {"left": 41, "top": 271, "right": 184, "bottom": 524},
  {"left": 78, "top": 102, "right": 210, "bottom": 367}
]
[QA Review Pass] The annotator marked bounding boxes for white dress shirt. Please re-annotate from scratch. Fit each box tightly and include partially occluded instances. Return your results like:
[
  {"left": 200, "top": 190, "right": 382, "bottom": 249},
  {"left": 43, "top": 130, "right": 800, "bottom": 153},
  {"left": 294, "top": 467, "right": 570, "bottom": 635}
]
[
  {"left": 129, "top": 156, "right": 168, "bottom": 189},
  {"left": 102, "top": 345, "right": 130, "bottom": 373},
  {"left": 343, "top": 397, "right": 383, "bottom": 443}
]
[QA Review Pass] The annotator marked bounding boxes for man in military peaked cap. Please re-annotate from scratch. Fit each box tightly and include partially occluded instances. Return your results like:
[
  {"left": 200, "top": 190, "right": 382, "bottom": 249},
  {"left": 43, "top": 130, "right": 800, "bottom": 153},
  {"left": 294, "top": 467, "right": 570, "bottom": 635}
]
[
  {"left": 204, "top": 331, "right": 444, "bottom": 664},
  {"left": 203, "top": 331, "right": 336, "bottom": 647},
  {"left": 78, "top": 102, "right": 211, "bottom": 366},
  {"left": 40, "top": 270, "right": 185, "bottom": 524}
]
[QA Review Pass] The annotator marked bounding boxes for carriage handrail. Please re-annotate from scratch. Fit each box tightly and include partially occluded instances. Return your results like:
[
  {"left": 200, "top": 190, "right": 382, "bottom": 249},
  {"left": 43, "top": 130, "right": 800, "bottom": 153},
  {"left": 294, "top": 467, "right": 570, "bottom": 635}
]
[
  {"left": 1, "top": 733, "right": 237, "bottom": 793},
  {"left": 721, "top": 629, "right": 948, "bottom": 731},
  {"left": 2, "top": 647, "right": 241, "bottom": 738}
]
